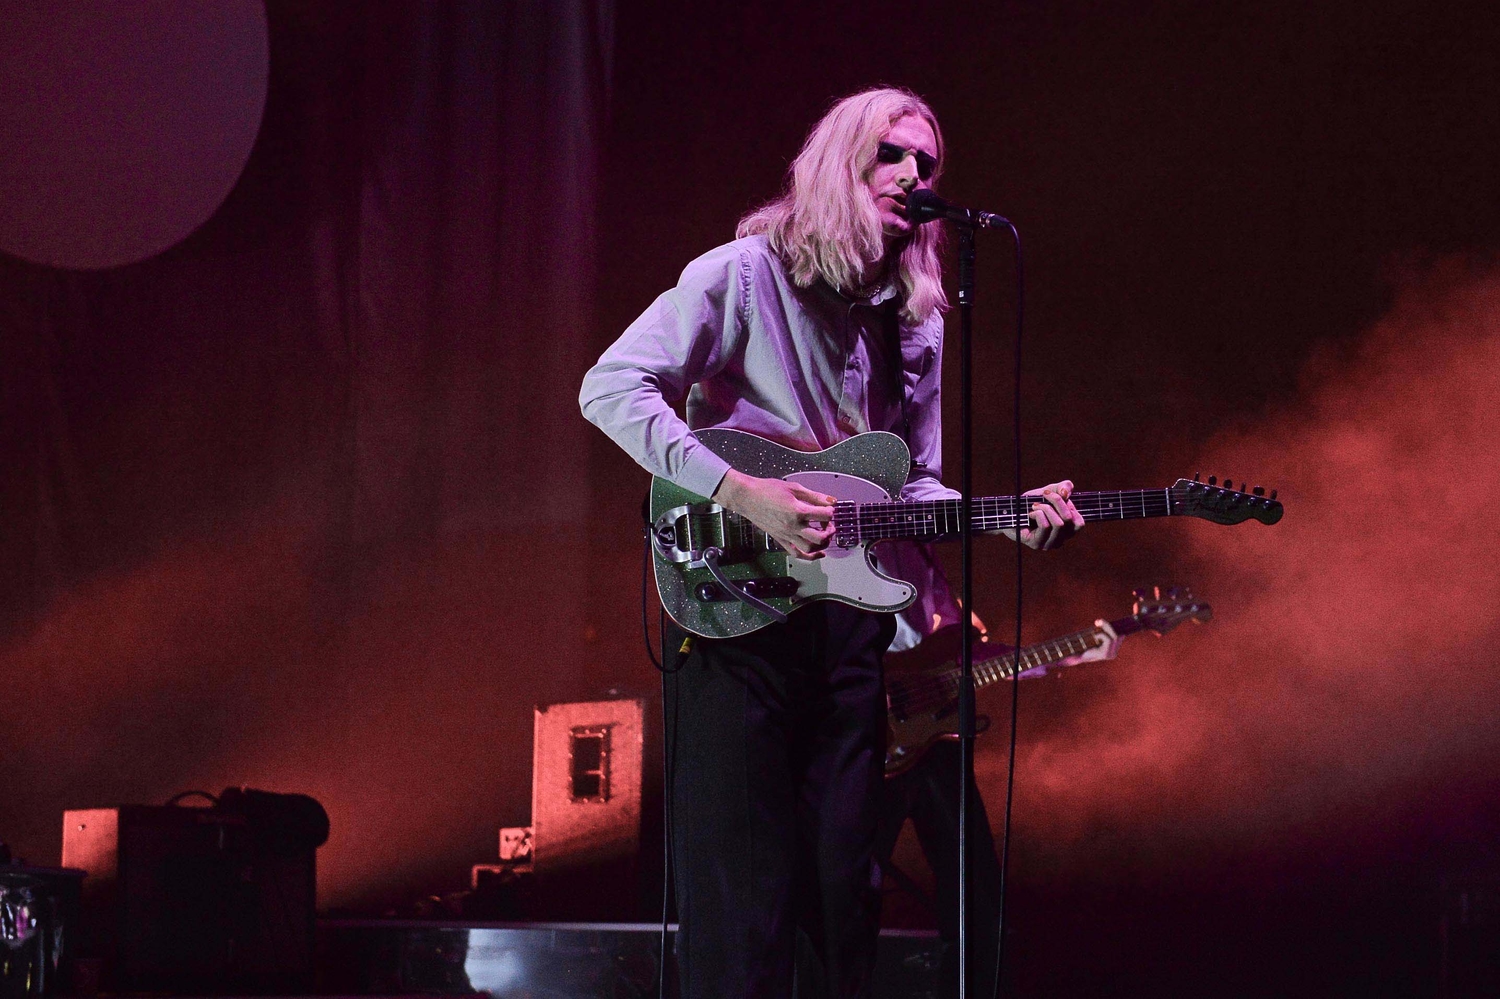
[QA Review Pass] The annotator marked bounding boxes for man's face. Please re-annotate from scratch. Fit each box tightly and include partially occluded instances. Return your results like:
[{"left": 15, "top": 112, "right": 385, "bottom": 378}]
[{"left": 866, "top": 114, "right": 939, "bottom": 239}]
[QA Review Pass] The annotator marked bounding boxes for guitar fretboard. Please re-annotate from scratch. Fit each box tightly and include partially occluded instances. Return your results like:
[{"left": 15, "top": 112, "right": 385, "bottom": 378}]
[
  {"left": 839, "top": 489, "right": 1177, "bottom": 544},
  {"left": 890, "top": 615, "right": 1149, "bottom": 716}
]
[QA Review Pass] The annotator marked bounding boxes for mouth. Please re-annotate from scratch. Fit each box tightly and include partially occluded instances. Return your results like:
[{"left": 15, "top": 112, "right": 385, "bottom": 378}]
[{"left": 885, "top": 192, "right": 908, "bottom": 218}]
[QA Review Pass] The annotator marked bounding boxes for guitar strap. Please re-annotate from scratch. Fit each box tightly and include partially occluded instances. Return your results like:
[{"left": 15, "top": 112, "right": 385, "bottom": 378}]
[{"left": 881, "top": 297, "right": 914, "bottom": 447}]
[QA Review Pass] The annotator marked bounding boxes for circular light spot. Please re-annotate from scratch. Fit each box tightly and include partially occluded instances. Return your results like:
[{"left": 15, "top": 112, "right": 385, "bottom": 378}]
[{"left": 0, "top": 0, "right": 268, "bottom": 269}]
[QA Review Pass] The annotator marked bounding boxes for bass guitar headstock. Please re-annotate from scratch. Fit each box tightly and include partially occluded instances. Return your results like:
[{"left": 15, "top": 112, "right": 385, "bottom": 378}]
[
  {"left": 1171, "top": 474, "right": 1284, "bottom": 526},
  {"left": 1130, "top": 585, "right": 1213, "bottom": 635}
]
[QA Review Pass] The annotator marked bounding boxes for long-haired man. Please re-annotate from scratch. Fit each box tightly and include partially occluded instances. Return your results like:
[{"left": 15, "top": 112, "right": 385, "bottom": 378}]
[{"left": 581, "top": 86, "right": 1083, "bottom": 999}]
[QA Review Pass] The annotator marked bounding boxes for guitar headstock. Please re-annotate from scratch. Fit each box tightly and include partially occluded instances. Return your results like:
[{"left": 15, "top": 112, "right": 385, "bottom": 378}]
[
  {"left": 1170, "top": 474, "right": 1284, "bottom": 525},
  {"left": 1130, "top": 585, "right": 1213, "bottom": 635}
]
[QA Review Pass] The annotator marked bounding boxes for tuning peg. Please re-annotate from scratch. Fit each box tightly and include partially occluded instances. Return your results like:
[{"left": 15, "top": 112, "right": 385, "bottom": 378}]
[
  {"left": 1270, "top": 489, "right": 1278, "bottom": 500},
  {"left": 1207, "top": 475, "right": 1217, "bottom": 486},
  {"left": 1132, "top": 588, "right": 1147, "bottom": 600},
  {"left": 1193, "top": 472, "right": 1201, "bottom": 482},
  {"left": 1165, "top": 586, "right": 1181, "bottom": 598},
  {"left": 1252, "top": 486, "right": 1265, "bottom": 496}
]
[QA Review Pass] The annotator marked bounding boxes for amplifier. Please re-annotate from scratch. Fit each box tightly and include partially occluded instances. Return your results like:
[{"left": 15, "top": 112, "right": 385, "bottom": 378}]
[
  {"left": 530, "top": 698, "right": 645, "bottom": 918},
  {"left": 62, "top": 794, "right": 322, "bottom": 993}
]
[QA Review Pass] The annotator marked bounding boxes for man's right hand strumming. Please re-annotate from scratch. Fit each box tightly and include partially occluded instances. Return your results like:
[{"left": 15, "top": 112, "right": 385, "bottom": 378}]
[{"left": 713, "top": 469, "right": 836, "bottom": 560}]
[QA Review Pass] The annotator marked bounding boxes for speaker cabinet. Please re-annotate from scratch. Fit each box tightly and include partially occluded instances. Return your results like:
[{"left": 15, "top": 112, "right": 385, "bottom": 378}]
[
  {"left": 62, "top": 805, "right": 316, "bottom": 993},
  {"left": 530, "top": 698, "right": 645, "bottom": 917}
]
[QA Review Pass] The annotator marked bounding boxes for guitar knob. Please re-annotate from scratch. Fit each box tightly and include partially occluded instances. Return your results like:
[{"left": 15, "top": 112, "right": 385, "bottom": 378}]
[
  {"left": 1253, "top": 486, "right": 1265, "bottom": 496},
  {"left": 1207, "top": 475, "right": 1217, "bottom": 486}
]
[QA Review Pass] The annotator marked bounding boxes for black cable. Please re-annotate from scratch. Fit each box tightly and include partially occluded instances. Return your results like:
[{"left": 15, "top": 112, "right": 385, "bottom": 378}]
[
  {"left": 658, "top": 630, "right": 681, "bottom": 999},
  {"left": 640, "top": 518, "right": 683, "bottom": 998},
  {"left": 642, "top": 525, "right": 665, "bottom": 672},
  {"left": 957, "top": 223, "right": 976, "bottom": 999},
  {"left": 992, "top": 221, "right": 1024, "bottom": 999}
]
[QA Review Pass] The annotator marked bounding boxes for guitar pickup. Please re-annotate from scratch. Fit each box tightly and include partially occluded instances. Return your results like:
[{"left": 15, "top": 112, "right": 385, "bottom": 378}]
[{"left": 694, "top": 577, "right": 799, "bottom": 603}]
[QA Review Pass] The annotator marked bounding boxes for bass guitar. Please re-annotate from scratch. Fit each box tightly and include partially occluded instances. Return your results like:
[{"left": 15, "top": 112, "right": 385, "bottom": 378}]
[
  {"left": 650, "top": 428, "right": 1279, "bottom": 638},
  {"left": 884, "top": 586, "right": 1211, "bottom": 776}
]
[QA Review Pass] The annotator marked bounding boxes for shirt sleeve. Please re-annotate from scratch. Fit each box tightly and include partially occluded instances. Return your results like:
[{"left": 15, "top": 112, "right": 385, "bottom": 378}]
[
  {"left": 579, "top": 243, "right": 748, "bottom": 500},
  {"left": 899, "top": 314, "right": 960, "bottom": 503}
]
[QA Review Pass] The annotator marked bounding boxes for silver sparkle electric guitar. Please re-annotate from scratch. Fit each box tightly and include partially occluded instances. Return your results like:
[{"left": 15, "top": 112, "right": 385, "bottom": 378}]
[{"left": 649, "top": 429, "right": 1281, "bottom": 638}]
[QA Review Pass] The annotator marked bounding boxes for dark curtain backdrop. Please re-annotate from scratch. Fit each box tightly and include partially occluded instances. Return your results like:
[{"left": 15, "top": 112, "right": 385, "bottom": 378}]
[{"left": 0, "top": 2, "right": 613, "bottom": 911}]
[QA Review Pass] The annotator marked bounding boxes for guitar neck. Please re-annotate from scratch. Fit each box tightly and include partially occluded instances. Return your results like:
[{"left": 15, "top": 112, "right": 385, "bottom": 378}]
[
  {"left": 844, "top": 489, "right": 1176, "bottom": 543},
  {"left": 966, "top": 614, "right": 1143, "bottom": 690}
]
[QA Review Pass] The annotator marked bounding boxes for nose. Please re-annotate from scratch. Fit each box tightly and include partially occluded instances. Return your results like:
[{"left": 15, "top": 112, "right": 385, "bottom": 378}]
[{"left": 896, "top": 155, "right": 919, "bottom": 190}]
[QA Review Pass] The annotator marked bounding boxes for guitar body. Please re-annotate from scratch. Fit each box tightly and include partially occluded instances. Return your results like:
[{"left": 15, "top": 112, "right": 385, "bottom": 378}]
[
  {"left": 884, "top": 625, "right": 994, "bottom": 777},
  {"left": 650, "top": 428, "right": 918, "bottom": 638},
  {"left": 884, "top": 711, "right": 992, "bottom": 779}
]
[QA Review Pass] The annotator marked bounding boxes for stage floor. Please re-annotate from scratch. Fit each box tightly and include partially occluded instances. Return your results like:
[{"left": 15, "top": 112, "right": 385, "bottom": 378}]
[{"left": 319, "top": 919, "right": 942, "bottom": 997}]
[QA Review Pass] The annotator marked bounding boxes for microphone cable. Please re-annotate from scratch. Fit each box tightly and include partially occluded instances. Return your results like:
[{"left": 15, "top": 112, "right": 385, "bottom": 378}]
[
  {"left": 641, "top": 519, "right": 683, "bottom": 999},
  {"left": 991, "top": 220, "right": 1024, "bottom": 999}
]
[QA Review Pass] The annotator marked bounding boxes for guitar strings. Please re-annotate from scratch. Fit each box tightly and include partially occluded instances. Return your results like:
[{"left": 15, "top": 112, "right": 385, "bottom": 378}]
[
  {"left": 888, "top": 628, "right": 1103, "bottom": 716},
  {"left": 839, "top": 489, "right": 1181, "bottom": 542}
]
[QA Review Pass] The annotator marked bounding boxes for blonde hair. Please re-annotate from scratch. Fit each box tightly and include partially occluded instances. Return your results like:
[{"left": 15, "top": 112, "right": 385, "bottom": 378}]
[{"left": 738, "top": 87, "right": 948, "bottom": 324}]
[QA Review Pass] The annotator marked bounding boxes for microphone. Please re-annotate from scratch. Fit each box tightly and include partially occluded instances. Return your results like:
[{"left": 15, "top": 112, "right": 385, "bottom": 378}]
[{"left": 906, "top": 188, "right": 1010, "bottom": 229}]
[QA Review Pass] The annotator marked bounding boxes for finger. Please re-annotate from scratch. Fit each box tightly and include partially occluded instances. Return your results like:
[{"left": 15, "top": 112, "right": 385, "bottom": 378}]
[
  {"left": 794, "top": 495, "right": 836, "bottom": 520},
  {"left": 800, "top": 523, "right": 835, "bottom": 550},
  {"left": 1033, "top": 503, "right": 1065, "bottom": 529},
  {"left": 790, "top": 483, "right": 839, "bottom": 506},
  {"left": 1039, "top": 490, "right": 1083, "bottom": 532},
  {"left": 1049, "top": 496, "right": 1083, "bottom": 531},
  {"left": 1022, "top": 480, "right": 1075, "bottom": 499},
  {"left": 1019, "top": 524, "right": 1045, "bottom": 550},
  {"left": 781, "top": 535, "right": 822, "bottom": 560},
  {"left": 798, "top": 506, "right": 836, "bottom": 524},
  {"left": 1031, "top": 504, "right": 1064, "bottom": 549},
  {"left": 1019, "top": 507, "right": 1042, "bottom": 548}
]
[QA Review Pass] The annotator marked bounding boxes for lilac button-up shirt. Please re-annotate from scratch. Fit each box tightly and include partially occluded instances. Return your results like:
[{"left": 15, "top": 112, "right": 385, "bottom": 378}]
[{"left": 579, "top": 234, "right": 962, "bottom": 643}]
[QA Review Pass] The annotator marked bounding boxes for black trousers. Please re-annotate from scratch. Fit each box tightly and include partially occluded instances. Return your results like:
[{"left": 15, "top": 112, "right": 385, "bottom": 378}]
[
  {"left": 665, "top": 603, "right": 896, "bottom": 999},
  {"left": 876, "top": 739, "right": 1004, "bottom": 999}
]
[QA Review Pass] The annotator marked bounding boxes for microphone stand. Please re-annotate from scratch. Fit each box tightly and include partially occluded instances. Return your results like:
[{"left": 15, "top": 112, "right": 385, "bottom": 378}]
[
  {"left": 955, "top": 222, "right": 978, "bottom": 999},
  {"left": 910, "top": 189, "right": 1019, "bottom": 999}
]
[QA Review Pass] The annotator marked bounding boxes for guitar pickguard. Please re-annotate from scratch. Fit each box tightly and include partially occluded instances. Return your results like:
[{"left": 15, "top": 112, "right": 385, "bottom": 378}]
[{"left": 783, "top": 470, "right": 915, "bottom": 614}]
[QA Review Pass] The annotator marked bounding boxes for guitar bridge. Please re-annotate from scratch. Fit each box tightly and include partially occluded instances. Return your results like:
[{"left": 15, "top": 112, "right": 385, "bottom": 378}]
[{"left": 653, "top": 502, "right": 764, "bottom": 565}]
